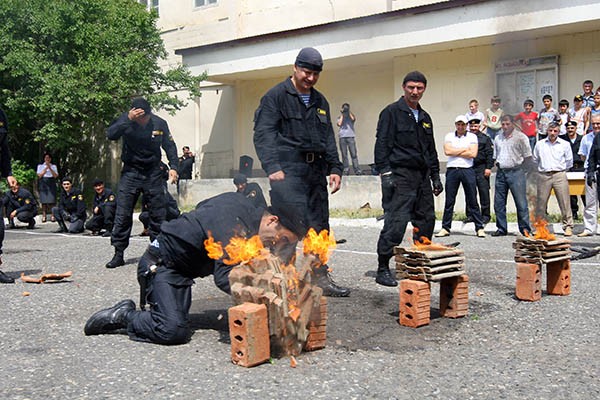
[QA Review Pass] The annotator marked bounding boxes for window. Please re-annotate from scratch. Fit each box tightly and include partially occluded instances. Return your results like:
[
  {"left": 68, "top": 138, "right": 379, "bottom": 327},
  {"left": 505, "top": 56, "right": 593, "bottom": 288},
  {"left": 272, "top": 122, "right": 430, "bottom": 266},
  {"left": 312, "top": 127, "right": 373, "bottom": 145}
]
[
  {"left": 195, "top": 0, "right": 217, "bottom": 8},
  {"left": 138, "top": 0, "right": 159, "bottom": 15}
]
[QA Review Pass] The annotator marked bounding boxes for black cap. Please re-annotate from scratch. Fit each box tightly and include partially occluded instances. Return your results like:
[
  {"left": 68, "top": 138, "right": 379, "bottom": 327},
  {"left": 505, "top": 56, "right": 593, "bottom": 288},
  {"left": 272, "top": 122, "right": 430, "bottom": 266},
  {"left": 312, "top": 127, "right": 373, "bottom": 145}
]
[
  {"left": 131, "top": 97, "right": 152, "bottom": 114},
  {"left": 92, "top": 178, "right": 104, "bottom": 186},
  {"left": 295, "top": 47, "right": 323, "bottom": 72},
  {"left": 574, "top": 94, "right": 584, "bottom": 102},
  {"left": 233, "top": 173, "right": 247, "bottom": 185},
  {"left": 268, "top": 203, "right": 307, "bottom": 238},
  {"left": 468, "top": 118, "right": 481, "bottom": 124},
  {"left": 566, "top": 120, "right": 578, "bottom": 127}
]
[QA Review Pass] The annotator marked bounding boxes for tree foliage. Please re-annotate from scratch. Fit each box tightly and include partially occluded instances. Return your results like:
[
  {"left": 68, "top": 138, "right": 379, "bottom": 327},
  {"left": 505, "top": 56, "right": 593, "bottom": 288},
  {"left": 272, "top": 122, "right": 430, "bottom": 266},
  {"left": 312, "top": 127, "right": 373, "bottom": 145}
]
[{"left": 0, "top": 0, "right": 206, "bottom": 178}]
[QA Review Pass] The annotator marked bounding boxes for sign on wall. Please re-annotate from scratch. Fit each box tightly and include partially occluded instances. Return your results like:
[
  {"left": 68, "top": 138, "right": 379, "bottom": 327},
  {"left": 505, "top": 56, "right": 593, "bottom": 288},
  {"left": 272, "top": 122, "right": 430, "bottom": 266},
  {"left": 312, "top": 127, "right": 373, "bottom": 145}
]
[{"left": 495, "top": 55, "right": 559, "bottom": 115}]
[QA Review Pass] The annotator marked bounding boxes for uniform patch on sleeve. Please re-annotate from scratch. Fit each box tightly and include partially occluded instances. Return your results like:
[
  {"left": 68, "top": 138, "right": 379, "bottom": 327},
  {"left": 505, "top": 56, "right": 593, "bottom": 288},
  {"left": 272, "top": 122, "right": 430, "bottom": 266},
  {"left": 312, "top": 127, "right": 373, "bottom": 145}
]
[
  {"left": 152, "top": 130, "right": 164, "bottom": 137},
  {"left": 77, "top": 194, "right": 84, "bottom": 201},
  {"left": 422, "top": 122, "right": 431, "bottom": 129},
  {"left": 25, "top": 199, "right": 30, "bottom": 204},
  {"left": 317, "top": 108, "right": 327, "bottom": 116},
  {"left": 108, "top": 195, "right": 115, "bottom": 201}
]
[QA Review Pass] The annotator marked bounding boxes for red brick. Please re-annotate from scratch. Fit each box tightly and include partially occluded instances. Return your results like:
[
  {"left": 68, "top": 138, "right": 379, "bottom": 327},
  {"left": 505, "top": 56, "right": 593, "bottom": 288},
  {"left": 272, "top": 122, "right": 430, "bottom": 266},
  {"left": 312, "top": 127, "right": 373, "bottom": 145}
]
[
  {"left": 515, "top": 263, "right": 542, "bottom": 301},
  {"left": 546, "top": 259, "right": 571, "bottom": 296},
  {"left": 228, "top": 303, "right": 270, "bottom": 367},
  {"left": 440, "top": 274, "right": 469, "bottom": 318},
  {"left": 305, "top": 296, "right": 327, "bottom": 352},
  {"left": 399, "top": 280, "right": 431, "bottom": 327}
]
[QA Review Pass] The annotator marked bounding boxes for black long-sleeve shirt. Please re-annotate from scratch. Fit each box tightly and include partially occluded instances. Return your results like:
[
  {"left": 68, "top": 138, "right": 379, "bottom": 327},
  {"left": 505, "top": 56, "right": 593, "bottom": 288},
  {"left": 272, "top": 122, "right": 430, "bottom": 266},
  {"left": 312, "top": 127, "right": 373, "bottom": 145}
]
[
  {"left": 107, "top": 113, "right": 179, "bottom": 171},
  {"left": 4, "top": 187, "right": 36, "bottom": 213},
  {"left": 374, "top": 97, "right": 440, "bottom": 176},
  {"left": 473, "top": 131, "right": 494, "bottom": 170},
  {"left": 253, "top": 78, "right": 343, "bottom": 176},
  {"left": 58, "top": 188, "right": 87, "bottom": 220}
]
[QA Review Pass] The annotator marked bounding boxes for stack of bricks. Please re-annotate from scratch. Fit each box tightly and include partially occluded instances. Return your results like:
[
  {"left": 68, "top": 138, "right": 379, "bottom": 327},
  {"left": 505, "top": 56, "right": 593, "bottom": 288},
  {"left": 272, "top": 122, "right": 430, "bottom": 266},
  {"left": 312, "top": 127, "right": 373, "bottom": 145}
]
[
  {"left": 395, "top": 246, "right": 466, "bottom": 281},
  {"left": 228, "top": 303, "right": 270, "bottom": 367},
  {"left": 304, "top": 297, "right": 327, "bottom": 351},
  {"left": 513, "top": 237, "right": 571, "bottom": 301},
  {"left": 399, "top": 280, "right": 431, "bottom": 328}
]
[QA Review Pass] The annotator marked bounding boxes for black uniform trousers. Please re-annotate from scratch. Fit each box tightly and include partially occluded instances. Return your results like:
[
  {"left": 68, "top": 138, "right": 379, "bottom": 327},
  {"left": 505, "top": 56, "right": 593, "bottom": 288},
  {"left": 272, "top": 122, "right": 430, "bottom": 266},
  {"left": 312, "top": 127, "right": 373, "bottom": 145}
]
[
  {"left": 466, "top": 166, "right": 491, "bottom": 223},
  {"left": 377, "top": 168, "right": 435, "bottom": 263},
  {"left": 270, "top": 156, "right": 330, "bottom": 232},
  {"left": 52, "top": 207, "right": 85, "bottom": 233},
  {"left": 85, "top": 203, "right": 116, "bottom": 232},
  {"left": 5, "top": 203, "right": 37, "bottom": 224},
  {"left": 127, "top": 248, "right": 193, "bottom": 345},
  {"left": 112, "top": 166, "right": 166, "bottom": 251}
]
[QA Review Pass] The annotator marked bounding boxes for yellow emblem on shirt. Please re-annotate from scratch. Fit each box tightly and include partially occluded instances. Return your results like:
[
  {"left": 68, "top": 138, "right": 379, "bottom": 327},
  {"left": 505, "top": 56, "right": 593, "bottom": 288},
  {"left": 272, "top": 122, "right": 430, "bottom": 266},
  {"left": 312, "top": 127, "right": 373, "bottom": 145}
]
[
  {"left": 423, "top": 122, "right": 431, "bottom": 129},
  {"left": 317, "top": 108, "right": 327, "bottom": 116},
  {"left": 152, "top": 130, "right": 163, "bottom": 137},
  {"left": 25, "top": 199, "right": 30, "bottom": 204}
]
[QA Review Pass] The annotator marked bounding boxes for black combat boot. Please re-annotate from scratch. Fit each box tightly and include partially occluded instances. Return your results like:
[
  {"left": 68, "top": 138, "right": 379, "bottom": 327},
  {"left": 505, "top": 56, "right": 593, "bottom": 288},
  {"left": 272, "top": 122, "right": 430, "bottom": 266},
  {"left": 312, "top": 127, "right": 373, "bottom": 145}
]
[
  {"left": 102, "top": 225, "right": 113, "bottom": 237},
  {"left": 84, "top": 299, "right": 135, "bottom": 335},
  {"left": 27, "top": 219, "right": 36, "bottom": 229},
  {"left": 0, "top": 270, "right": 15, "bottom": 284},
  {"left": 313, "top": 265, "right": 350, "bottom": 297},
  {"left": 6, "top": 219, "right": 15, "bottom": 229},
  {"left": 105, "top": 250, "right": 125, "bottom": 269},
  {"left": 375, "top": 255, "right": 397, "bottom": 287}
]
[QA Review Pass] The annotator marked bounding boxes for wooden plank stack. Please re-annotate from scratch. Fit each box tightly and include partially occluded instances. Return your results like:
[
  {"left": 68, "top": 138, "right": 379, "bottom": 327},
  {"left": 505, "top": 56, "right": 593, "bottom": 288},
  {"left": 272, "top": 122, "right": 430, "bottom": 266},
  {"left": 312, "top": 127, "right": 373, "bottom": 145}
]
[
  {"left": 228, "top": 252, "right": 323, "bottom": 357},
  {"left": 513, "top": 237, "right": 572, "bottom": 265},
  {"left": 394, "top": 246, "right": 466, "bottom": 282}
]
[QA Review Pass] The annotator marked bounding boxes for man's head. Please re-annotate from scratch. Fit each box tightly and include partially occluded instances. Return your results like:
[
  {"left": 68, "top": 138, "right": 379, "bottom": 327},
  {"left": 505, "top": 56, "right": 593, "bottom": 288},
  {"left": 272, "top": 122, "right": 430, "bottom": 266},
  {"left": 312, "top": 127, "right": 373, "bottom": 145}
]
[
  {"left": 61, "top": 177, "right": 73, "bottom": 192},
  {"left": 93, "top": 178, "right": 105, "bottom": 194},
  {"left": 182, "top": 146, "right": 192, "bottom": 157},
  {"left": 574, "top": 94, "right": 584, "bottom": 108},
  {"left": 258, "top": 205, "right": 307, "bottom": 262},
  {"left": 468, "top": 99, "right": 479, "bottom": 113},
  {"left": 10, "top": 180, "right": 20, "bottom": 193},
  {"left": 501, "top": 114, "right": 515, "bottom": 134},
  {"left": 491, "top": 96, "right": 501, "bottom": 107},
  {"left": 233, "top": 173, "right": 247, "bottom": 192},
  {"left": 546, "top": 122, "right": 560, "bottom": 142},
  {"left": 524, "top": 99, "right": 534, "bottom": 112},
  {"left": 583, "top": 80, "right": 594, "bottom": 95},
  {"left": 292, "top": 47, "right": 323, "bottom": 94},
  {"left": 566, "top": 120, "right": 577, "bottom": 136},
  {"left": 402, "top": 71, "right": 427, "bottom": 108},
  {"left": 468, "top": 117, "right": 481, "bottom": 133},
  {"left": 592, "top": 114, "right": 600, "bottom": 134},
  {"left": 594, "top": 93, "right": 600, "bottom": 107},
  {"left": 542, "top": 94, "right": 553, "bottom": 109},
  {"left": 454, "top": 115, "right": 468, "bottom": 135},
  {"left": 558, "top": 99, "right": 569, "bottom": 113},
  {"left": 131, "top": 97, "right": 152, "bottom": 125}
]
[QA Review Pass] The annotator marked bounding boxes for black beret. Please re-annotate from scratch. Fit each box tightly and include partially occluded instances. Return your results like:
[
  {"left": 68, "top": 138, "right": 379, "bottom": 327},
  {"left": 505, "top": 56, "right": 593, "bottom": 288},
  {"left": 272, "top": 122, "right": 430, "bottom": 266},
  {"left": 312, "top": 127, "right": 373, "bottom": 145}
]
[
  {"left": 92, "top": 178, "right": 104, "bottom": 186},
  {"left": 295, "top": 47, "right": 323, "bottom": 72},
  {"left": 268, "top": 203, "right": 307, "bottom": 239},
  {"left": 131, "top": 97, "right": 152, "bottom": 114},
  {"left": 233, "top": 173, "right": 247, "bottom": 185}
]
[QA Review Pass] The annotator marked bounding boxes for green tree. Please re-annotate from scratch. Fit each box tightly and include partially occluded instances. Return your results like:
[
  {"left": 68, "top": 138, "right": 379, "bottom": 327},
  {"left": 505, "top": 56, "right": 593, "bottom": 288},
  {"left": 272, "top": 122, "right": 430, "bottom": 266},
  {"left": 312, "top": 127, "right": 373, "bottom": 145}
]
[{"left": 0, "top": 0, "right": 205, "bottom": 179}]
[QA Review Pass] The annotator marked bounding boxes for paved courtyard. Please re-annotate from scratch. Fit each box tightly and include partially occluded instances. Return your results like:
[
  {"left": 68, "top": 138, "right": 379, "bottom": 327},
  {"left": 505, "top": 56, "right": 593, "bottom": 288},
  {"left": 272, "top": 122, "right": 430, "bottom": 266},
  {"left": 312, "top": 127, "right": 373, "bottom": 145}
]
[{"left": 0, "top": 218, "right": 598, "bottom": 399}]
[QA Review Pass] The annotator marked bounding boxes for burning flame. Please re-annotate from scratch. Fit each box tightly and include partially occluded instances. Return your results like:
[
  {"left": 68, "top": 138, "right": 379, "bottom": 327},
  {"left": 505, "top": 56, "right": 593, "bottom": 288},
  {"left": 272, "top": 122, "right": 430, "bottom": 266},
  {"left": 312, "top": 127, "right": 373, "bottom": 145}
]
[
  {"left": 412, "top": 227, "right": 453, "bottom": 250},
  {"left": 526, "top": 217, "right": 555, "bottom": 241},
  {"left": 204, "top": 232, "right": 267, "bottom": 265},
  {"left": 204, "top": 232, "right": 223, "bottom": 259},
  {"left": 302, "top": 228, "right": 336, "bottom": 265}
]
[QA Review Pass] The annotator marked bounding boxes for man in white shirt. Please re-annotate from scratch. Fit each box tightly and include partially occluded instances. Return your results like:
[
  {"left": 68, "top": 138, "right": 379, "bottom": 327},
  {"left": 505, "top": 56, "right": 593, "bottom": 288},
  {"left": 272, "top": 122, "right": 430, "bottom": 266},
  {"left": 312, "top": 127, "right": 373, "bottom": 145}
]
[
  {"left": 435, "top": 115, "right": 486, "bottom": 238},
  {"left": 533, "top": 122, "right": 574, "bottom": 236}
]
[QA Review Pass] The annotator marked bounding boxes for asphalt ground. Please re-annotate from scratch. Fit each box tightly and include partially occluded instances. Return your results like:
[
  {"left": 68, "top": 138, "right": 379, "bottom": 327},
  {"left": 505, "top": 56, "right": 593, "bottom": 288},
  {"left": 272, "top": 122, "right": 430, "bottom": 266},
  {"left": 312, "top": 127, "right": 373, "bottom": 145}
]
[{"left": 0, "top": 218, "right": 598, "bottom": 400}]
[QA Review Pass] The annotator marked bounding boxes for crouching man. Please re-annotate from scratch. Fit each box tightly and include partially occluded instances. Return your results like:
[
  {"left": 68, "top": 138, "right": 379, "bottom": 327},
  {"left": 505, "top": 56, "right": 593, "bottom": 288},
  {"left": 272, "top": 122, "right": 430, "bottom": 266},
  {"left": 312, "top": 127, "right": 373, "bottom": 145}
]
[{"left": 84, "top": 192, "right": 305, "bottom": 345}]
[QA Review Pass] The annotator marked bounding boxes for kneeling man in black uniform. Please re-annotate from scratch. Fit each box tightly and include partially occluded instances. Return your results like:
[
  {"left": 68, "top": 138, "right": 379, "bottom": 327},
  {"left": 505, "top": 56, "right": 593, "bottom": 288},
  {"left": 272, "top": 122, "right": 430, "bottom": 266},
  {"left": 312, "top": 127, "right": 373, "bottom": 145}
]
[
  {"left": 84, "top": 192, "right": 305, "bottom": 345},
  {"left": 5, "top": 181, "right": 37, "bottom": 229}
]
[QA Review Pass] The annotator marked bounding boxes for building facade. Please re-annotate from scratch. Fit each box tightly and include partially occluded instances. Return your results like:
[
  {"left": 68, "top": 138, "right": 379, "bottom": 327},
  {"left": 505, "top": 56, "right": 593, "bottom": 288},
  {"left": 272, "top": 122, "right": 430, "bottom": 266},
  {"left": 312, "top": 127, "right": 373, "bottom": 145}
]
[{"left": 149, "top": 0, "right": 600, "bottom": 178}]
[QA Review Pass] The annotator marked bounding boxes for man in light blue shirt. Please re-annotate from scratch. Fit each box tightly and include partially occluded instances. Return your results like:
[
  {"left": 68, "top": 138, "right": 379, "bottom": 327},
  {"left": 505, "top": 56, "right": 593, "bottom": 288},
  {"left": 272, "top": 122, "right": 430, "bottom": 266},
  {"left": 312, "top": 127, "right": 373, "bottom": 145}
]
[{"left": 578, "top": 114, "right": 600, "bottom": 236}]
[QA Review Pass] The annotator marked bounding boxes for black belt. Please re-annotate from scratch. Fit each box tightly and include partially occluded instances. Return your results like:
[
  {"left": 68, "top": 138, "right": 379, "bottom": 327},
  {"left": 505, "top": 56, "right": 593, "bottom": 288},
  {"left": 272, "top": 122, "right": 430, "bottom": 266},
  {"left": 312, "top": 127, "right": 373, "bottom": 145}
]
[
  {"left": 279, "top": 150, "right": 324, "bottom": 164},
  {"left": 498, "top": 166, "right": 522, "bottom": 172},
  {"left": 541, "top": 170, "right": 565, "bottom": 174},
  {"left": 446, "top": 167, "right": 471, "bottom": 170}
]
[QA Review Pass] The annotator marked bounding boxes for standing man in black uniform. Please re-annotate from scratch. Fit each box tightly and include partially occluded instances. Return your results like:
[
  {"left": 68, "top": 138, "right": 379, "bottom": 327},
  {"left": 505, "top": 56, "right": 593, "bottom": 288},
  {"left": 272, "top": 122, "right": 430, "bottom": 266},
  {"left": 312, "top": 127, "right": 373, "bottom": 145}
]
[
  {"left": 5, "top": 181, "right": 37, "bottom": 229},
  {"left": 178, "top": 146, "right": 194, "bottom": 180},
  {"left": 465, "top": 117, "right": 494, "bottom": 225},
  {"left": 85, "top": 178, "right": 116, "bottom": 236},
  {"left": 106, "top": 97, "right": 179, "bottom": 269},
  {"left": 253, "top": 47, "right": 349, "bottom": 297},
  {"left": 84, "top": 192, "right": 304, "bottom": 345},
  {"left": 373, "top": 71, "right": 443, "bottom": 287},
  {"left": 233, "top": 173, "right": 267, "bottom": 209},
  {"left": 52, "top": 177, "right": 87, "bottom": 233},
  {"left": 0, "top": 106, "right": 16, "bottom": 283}
]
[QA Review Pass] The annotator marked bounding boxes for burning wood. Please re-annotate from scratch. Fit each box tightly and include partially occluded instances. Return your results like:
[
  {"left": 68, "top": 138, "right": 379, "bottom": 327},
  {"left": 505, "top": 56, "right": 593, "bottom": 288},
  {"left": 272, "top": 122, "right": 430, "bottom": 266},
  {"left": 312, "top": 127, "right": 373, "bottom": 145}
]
[
  {"left": 395, "top": 246, "right": 466, "bottom": 282},
  {"left": 213, "top": 231, "right": 333, "bottom": 357}
]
